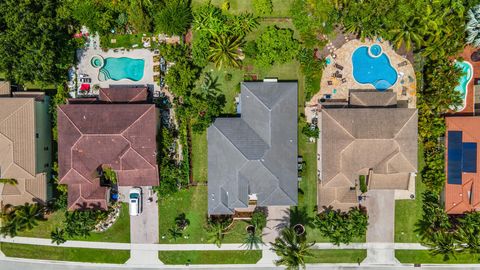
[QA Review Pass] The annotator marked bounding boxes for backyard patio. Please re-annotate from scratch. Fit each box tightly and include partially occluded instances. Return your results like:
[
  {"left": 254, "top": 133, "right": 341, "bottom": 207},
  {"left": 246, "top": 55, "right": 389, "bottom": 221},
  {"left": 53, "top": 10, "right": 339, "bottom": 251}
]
[{"left": 306, "top": 39, "right": 417, "bottom": 121}]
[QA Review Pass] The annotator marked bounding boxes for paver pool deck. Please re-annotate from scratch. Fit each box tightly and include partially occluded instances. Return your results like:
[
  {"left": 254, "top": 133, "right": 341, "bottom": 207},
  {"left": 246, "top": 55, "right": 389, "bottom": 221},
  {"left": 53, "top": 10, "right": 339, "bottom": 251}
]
[
  {"left": 306, "top": 39, "right": 417, "bottom": 121},
  {"left": 76, "top": 48, "right": 158, "bottom": 92}
]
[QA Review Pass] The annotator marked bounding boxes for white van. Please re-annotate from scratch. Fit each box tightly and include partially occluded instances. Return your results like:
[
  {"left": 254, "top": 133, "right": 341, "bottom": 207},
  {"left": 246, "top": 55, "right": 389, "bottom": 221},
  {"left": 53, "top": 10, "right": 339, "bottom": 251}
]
[{"left": 129, "top": 187, "right": 142, "bottom": 216}]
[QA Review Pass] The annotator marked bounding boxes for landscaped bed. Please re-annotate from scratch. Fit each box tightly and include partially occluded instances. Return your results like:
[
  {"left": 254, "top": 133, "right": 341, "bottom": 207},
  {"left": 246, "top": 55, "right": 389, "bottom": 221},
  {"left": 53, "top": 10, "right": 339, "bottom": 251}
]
[
  {"left": 394, "top": 143, "right": 425, "bottom": 243},
  {"left": 305, "top": 249, "right": 367, "bottom": 263},
  {"left": 0, "top": 243, "right": 130, "bottom": 264},
  {"left": 396, "top": 250, "right": 480, "bottom": 264},
  {"left": 158, "top": 186, "right": 248, "bottom": 244},
  {"left": 158, "top": 250, "right": 262, "bottom": 264},
  {"left": 17, "top": 203, "right": 130, "bottom": 243}
]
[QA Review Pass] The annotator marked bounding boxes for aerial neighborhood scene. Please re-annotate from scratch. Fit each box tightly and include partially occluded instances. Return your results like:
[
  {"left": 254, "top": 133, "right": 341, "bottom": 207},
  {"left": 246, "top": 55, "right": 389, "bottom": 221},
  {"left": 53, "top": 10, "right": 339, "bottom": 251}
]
[{"left": 3, "top": 0, "right": 480, "bottom": 269}]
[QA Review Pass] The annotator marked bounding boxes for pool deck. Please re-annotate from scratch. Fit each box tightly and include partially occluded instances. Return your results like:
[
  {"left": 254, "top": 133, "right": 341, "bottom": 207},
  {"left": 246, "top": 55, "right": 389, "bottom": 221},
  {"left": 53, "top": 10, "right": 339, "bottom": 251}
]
[
  {"left": 306, "top": 39, "right": 417, "bottom": 122},
  {"left": 76, "top": 46, "right": 158, "bottom": 95},
  {"left": 454, "top": 46, "right": 477, "bottom": 115}
]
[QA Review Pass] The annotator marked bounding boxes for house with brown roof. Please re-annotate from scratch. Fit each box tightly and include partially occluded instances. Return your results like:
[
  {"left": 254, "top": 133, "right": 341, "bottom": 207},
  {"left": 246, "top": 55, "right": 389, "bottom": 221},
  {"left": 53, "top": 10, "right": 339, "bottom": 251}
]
[
  {"left": 444, "top": 116, "right": 480, "bottom": 214},
  {"left": 318, "top": 90, "right": 418, "bottom": 212},
  {"left": 57, "top": 87, "right": 159, "bottom": 210},
  {"left": 0, "top": 87, "right": 52, "bottom": 208}
]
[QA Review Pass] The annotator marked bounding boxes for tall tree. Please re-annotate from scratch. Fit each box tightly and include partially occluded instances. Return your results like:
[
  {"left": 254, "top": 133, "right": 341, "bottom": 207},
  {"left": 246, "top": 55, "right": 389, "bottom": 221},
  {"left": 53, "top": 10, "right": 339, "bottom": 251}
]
[
  {"left": 271, "top": 227, "right": 315, "bottom": 270},
  {"left": 208, "top": 35, "right": 244, "bottom": 69},
  {"left": 155, "top": 0, "right": 192, "bottom": 35}
]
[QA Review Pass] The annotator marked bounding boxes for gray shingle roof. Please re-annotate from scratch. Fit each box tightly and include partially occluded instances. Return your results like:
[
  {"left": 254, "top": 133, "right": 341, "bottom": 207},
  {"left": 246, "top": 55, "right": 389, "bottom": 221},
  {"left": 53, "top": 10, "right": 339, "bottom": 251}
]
[{"left": 208, "top": 82, "right": 298, "bottom": 215}]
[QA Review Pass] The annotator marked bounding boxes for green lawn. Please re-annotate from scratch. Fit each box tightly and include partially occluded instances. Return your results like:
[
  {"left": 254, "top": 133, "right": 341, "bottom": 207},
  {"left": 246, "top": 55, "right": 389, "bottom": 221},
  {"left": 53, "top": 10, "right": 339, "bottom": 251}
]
[
  {"left": 158, "top": 186, "right": 248, "bottom": 244},
  {"left": 158, "top": 250, "right": 262, "bottom": 264},
  {"left": 0, "top": 243, "right": 130, "bottom": 264},
  {"left": 305, "top": 249, "right": 367, "bottom": 264},
  {"left": 191, "top": 131, "right": 208, "bottom": 182},
  {"left": 17, "top": 203, "right": 131, "bottom": 243},
  {"left": 192, "top": 0, "right": 294, "bottom": 17},
  {"left": 394, "top": 142, "right": 425, "bottom": 243},
  {"left": 396, "top": 250, "right": 480, "bottom": 264}
]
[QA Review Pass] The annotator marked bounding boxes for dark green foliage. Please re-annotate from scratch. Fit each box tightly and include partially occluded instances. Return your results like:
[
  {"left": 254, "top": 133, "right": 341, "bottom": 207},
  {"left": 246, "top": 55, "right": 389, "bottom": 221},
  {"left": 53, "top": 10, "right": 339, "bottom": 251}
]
[
  {"left": 271, "top": 227, "right": 315, "bottom": 269},
  {"left": 154, "top": 0, "right": 192, "bottom": 35},
  {"left": 301, "top": 124, "right": 319, "bottom": 139},
  {"left": 207, "top": 217, "right": 232, "bottom": 247},
  {"left": 254, "top": 26, "right": 300, "bottom": 67},
  {"left": 0, "top": 0, "right": 75, "bottom": 85},
  {"left": 50, "top": 228, "right": 66, "bottom": 245},
  {"left": 359, "top": 175, "right": 367, "bottom": 193},
  {"left": 314, "top": 207, "right": 368, "bottom": 246},
  {"left": 250, "top": 212, "right": 267, "bottom": 230},
  {"left": 63, "top": 210, "right": 108, "bottom": 238},
  {"left": 0, "top": 203, "right": 45, "bottom": 237},
  {"left": 297, "top": 47, "right": 324, "bottom": 99},
  {"left": 191, "top": 31, "right": 211, "bottom": 68}
]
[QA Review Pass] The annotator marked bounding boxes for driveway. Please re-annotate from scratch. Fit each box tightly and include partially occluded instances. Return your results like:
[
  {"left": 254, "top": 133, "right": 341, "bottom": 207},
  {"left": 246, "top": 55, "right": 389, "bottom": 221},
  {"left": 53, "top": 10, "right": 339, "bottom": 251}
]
[
  {"left": 119, "top": 186, "right": 159, "bottom": 244},
  {"left": 262, "top": 206, "right": 289, "bottom": 244},
  {"left": 363, "top": 190, "right": 397, "bottom": 264}
]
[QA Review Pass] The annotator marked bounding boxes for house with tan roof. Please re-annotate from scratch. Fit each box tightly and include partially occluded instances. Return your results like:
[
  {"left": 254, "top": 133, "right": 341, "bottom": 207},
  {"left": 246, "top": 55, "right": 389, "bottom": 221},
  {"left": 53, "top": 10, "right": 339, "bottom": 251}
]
[
  {"left": 0, "top": 85, "right": 52, "bottom": 208},
  {"left": 444, "top": 116, "right": 480, "bottom": 214},
  {"left": 318, "top": 90, "right": 418, "bottom": 212},
  {"left": 57, "top": 87, "right": 159, "bottom": 210}
]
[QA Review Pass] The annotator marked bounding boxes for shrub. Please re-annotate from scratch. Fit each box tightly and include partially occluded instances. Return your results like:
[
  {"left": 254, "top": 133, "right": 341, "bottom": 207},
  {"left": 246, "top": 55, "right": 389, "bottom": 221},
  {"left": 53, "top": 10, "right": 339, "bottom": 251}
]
[
  {"left": 252, "top": 0, "right": 273, "bottom": 15},
  {"left": 301, "top": 124, "right": 319, "bottom": 138},
  {"left": 254, "top": 26, "right": 299, "bottom": 67},
  {"left": 359, "top": 175, "right": 367, "bottom": 193},
  {"left": 250, "top": 212, "right": 267, "bottom": 230},
  {"left": 314, "top": 207, "right": 368, "bottom": 246},
  {"left": 224, "top": 73, "right": 232, "bottom": 81}
]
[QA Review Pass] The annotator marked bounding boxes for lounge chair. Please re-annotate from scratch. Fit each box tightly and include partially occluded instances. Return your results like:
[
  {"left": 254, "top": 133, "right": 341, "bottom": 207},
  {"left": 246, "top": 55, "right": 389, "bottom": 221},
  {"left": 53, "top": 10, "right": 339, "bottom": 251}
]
[
  {"left": 335, "top": 63, "right": 344, "bottom": 70},
  {"left": 341, "top": 78, "right": 347, "bottom": 84},
  {"left": 327, "top": 81, "right": 333, "bottom": 85},
  {"left": 398, "top": 60, "right": 408, "bottom": 67},
  {"left": 402, "top": 86, "right": 407, "bottom": 96}
]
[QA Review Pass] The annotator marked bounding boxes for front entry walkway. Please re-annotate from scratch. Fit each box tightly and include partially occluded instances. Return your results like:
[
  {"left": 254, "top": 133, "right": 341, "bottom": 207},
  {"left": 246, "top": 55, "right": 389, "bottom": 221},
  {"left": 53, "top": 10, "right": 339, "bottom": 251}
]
[{"left": 362, "top": 190, "right": 399, "bottom": 264}]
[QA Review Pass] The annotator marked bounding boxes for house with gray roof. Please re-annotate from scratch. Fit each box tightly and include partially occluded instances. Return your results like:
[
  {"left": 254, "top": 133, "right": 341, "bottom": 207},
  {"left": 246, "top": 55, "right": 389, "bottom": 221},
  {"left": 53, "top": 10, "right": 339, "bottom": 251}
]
[
  {"left": 318, "top": 90, "right": 418, "bottom": 212},
  {"left": 207, "top": 81, "right": 298, "bottom": 215}
]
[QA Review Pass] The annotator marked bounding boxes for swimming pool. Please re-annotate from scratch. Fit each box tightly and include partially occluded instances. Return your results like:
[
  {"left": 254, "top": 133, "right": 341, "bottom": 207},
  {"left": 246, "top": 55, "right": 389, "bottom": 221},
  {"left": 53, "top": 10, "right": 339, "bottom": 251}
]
[
  {"left": 97, "top": 57, "right": 145, "bottom": 82},
  {"left": 352, "top": 45, "right": 398, "bottom": 90},
  {"left": 454, "top": 61, "right": 473, "bottom": 112}
]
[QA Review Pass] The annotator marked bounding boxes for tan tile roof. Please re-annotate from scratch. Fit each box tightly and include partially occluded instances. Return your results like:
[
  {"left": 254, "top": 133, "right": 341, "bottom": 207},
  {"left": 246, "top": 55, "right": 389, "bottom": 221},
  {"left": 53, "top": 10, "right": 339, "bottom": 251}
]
[
  {"left": 0, "top": 173, "right": 47, "bottom": 206},
  {"left": 99, "top": 87, "right": 148, "bottom": 103},
  {"left": 0, "top": 81, "right": 11, "bottom": 96},
  {"left": 0, "top": 98, "right": 36, "bottom": 178},
  {"left": 319, "top": 107, "right": 418, "bottom": 211}
]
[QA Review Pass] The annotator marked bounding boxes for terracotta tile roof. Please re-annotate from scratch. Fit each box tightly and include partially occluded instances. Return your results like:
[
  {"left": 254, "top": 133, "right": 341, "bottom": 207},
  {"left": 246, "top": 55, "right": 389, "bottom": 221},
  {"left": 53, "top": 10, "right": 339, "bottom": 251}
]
[
  {"left": 58, "top": 103, "right": 159, "bottom": 210},
  {"left": 99, "top": 87, "right": 148, "bottom": 103},
  {"left": 445, "top": 117, "right": 480, "bottom": 214}
]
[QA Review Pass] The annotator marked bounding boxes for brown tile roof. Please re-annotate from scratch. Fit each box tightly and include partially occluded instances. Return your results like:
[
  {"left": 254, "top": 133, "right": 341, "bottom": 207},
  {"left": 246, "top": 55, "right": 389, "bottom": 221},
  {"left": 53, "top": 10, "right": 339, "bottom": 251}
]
[
  {"left": 445, "top": 117, "right": 480, "bottom": 214},
  {"left": 0, "top": 81, "right": 11, "bottom": 96},
  {"left": 99, "top": 87, "right": 148, "bottom": 103},
  {"left": 57, "top": 103, "right": 159, "bottom": 210}
]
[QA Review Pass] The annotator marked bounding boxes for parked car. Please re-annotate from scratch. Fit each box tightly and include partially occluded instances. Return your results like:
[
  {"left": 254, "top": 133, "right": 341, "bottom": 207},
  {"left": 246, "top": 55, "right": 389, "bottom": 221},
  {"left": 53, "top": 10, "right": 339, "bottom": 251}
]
[{"left": 129, "top": 187, "right": 142, "bottom": 216}]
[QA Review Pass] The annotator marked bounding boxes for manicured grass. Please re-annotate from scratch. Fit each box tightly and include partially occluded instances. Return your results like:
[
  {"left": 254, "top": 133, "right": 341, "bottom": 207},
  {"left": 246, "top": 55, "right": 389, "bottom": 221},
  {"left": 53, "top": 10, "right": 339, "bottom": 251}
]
[
  {"left": 192, "top": 0, "right": 294, "bottom": 17},
  {"left": 396, "top": 250, "right": 480, "bottom": 264},
  {"left": 100, "top": 33, "right": 150, "bottom": 49},
  {"left": 0, "top": 243, "right": 130, "bottom": 264},
  {"left": 158, "top": 186, "right": 248, "bottom": 244},
  {"left": 158, "top": 250, "right": 262, "bottom": 264},
  {"left": 191, "top": 131, "right": 208, "bottom": 182},
  {"left": 394, "top": 142, "right": 425, "bottom": 243},
  {"left": 17, "top": 203, "right": 131, "bottom": 243},
  {"left": 305, "top": 249, "right": 367, "bottom": 263}
]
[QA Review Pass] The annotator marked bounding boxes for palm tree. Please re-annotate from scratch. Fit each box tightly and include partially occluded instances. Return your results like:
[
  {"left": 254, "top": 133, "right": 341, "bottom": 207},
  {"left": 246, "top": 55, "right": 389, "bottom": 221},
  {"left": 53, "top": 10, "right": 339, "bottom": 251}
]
[
  {"left": 207, "top": 220, "right": 229, "bottom": 247},
  {"left": 208, "top": 35, "right": 244, "bottom": 69},
  {"left": 231, "top": 13, "right": 259, "bottom": 37},
  {"left": 389, "top": 21, "right": 423, "bottom": 51},
  {"left": 168, "top": 226, "right": 183, "bottom": 242},
  {"left": 14, "top": 203, "right": 44, "bottom": 231},
  {"left": 466, "top": 4, "right": 480, "bottom": 48},
  {"left": 242, "top": 229, "right": 264, "bottom": 250},
  {"left": 425, "top": 230, "right": 458, "bottom": 261},
  {"left": 51, "top": 227, "right": 66, "bottom": 245},
  {"left": 271, "top": 227, "right": 315, "bottom": 270},
  {"left": 199, "top": 73, "right": 221, "bottom": 98},
  {"left": 0, "top": 178, "right": 18, "bottom": 186}
]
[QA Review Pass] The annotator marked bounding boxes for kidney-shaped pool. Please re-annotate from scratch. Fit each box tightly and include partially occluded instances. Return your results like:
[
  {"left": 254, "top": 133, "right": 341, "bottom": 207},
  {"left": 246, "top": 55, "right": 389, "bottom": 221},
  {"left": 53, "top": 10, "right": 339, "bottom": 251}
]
[{"left": 352, "top": 45, "right": 398, "bottom": 90}]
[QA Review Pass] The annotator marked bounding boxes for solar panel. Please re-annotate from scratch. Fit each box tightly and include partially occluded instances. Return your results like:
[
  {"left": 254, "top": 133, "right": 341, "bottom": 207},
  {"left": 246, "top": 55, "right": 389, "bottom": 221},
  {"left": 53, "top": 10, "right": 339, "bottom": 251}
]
[
  {"left": 448, "top": 131, "right": 462, "bottom": 185},
  {"left": 463, "top": 142, "right": 477, "bottom": 173}
]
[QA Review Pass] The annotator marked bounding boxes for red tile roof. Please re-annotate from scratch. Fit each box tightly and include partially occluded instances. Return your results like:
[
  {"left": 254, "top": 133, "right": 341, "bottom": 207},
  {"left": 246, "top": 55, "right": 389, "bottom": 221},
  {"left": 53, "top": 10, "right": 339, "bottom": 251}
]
[
  {"left": 445, "top": 117, "right": 480, "bottom": 214},
  {"left": 58, "top": 103, "right": 158, "bottom": 210},
  {"left": 99, "top": 87, "right": 148, "bottom": 103}
]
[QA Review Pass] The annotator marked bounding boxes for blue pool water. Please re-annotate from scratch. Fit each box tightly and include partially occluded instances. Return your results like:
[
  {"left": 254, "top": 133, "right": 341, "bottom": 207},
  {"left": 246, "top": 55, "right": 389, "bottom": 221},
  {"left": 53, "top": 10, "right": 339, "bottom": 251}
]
[
  {"left": 98, "top": 57, "right": 144, "bottom": 81},
  {"left": 352, "top": 45, "right": 398, "bottom": 90},
  {"left": 454, "top": 61, "right": 473, "bottom": 111}
]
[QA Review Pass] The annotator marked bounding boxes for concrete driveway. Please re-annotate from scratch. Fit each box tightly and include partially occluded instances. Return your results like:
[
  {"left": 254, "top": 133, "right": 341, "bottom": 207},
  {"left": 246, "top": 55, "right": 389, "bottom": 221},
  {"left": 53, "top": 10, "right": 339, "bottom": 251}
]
[
  {"left": 363, "top": 190, "right": 397, "bottom": 264},
  {"left": 119, "top": 186, "right": 159, "bottom": 244}
]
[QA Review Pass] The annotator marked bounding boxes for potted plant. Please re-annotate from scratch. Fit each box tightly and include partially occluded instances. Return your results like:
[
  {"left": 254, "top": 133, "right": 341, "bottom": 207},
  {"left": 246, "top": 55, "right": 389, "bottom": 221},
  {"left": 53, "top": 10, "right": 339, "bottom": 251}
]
[{"left": 293, "top": 223, "right": 305, "bottom": 236}]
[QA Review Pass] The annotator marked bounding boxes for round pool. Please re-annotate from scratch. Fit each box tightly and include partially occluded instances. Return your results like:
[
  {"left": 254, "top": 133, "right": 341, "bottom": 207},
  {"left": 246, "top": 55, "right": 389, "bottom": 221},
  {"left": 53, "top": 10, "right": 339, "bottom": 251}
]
[
  {"left": 368, "top": 44, "right": 382, "bottom": 58},
  {"left": 91, "top": 55, "right": 104, "bottom": 68}
]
